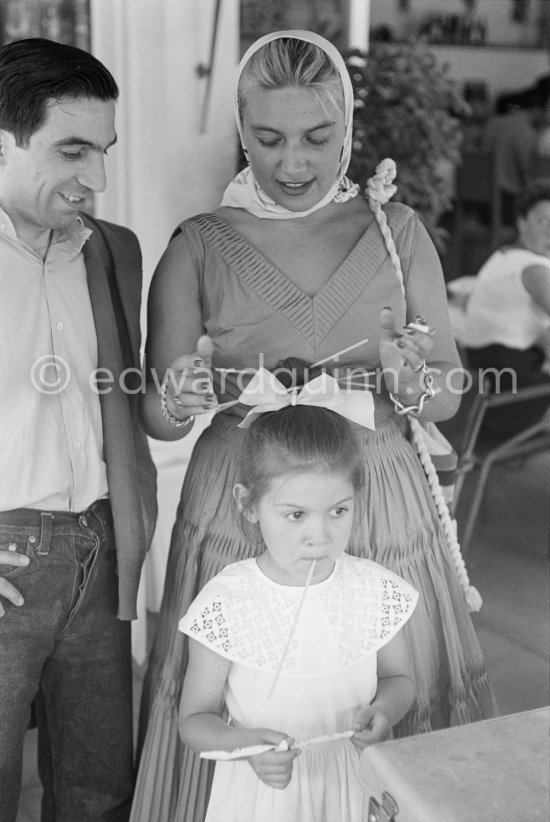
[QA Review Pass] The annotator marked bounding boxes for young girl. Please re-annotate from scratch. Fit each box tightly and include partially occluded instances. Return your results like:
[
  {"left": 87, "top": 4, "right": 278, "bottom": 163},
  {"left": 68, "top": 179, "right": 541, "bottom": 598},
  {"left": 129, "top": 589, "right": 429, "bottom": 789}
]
[{"left": 178, "top": 384, "right": 418, "bottom": 822}]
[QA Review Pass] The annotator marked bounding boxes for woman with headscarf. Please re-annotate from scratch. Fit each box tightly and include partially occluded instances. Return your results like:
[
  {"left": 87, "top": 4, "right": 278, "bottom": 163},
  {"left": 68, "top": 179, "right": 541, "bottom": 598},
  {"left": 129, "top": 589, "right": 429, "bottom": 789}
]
[{"left": 131, "top": 31, "right": 496, "bottom": 822}]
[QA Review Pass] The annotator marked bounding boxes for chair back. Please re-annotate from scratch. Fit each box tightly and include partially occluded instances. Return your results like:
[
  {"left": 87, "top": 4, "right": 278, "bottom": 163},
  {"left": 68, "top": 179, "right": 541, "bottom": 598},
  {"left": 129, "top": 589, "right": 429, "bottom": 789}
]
[
  {"left": 438, "top": 373, "right": 550, "bottom": 552},
  {"left": 438, "top": 373, "right": 491, "bottom": 512}
]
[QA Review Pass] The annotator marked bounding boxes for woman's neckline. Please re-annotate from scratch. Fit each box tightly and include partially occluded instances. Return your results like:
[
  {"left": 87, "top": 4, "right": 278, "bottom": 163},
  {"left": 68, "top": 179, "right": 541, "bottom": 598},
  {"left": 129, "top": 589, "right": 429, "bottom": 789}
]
[
  {"left": 205, "top": 204, "right": 376, "bottom": 300},
  {"left": 216, "top": 194, "right": 371, "bottom": 232}
]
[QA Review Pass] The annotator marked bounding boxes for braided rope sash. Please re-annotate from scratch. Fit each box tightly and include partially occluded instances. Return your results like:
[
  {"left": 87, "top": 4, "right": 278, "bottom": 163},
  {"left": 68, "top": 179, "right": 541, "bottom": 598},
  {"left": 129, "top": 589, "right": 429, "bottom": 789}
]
[{"left": 366, "top": 159, "right": 482, "bottom": 612}]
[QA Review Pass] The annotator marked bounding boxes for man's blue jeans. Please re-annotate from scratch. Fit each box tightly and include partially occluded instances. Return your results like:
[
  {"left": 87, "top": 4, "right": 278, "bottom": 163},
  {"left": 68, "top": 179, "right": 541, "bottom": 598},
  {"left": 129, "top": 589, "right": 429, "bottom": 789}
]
[{"left": 0, "top": 500, "right": 134, "bottom": 822}]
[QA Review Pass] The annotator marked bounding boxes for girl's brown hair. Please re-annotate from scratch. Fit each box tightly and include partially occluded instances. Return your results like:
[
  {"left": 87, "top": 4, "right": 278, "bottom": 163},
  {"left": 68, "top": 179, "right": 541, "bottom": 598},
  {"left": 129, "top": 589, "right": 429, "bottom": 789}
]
[{"left": 236, "top": 360, "right": 364, "bottom": 529}]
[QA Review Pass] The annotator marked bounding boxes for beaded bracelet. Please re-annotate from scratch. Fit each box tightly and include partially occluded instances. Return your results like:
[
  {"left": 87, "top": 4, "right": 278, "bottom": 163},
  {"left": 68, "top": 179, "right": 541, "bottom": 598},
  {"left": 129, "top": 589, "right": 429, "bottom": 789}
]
[
  {"left": 160, "top": 375, "right": 195, "bottom": 429},
  {"left": 389, "top": 361, "right": 436, "bottom": 417}
]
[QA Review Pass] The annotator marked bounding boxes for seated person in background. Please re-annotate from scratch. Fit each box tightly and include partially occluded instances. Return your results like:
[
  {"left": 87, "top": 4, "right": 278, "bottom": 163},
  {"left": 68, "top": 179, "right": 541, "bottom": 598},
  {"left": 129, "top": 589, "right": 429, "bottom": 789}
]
[
  {"left": 484, "top": 75, "right": 550, "bottom": 224},
  {"left": 459, "top": 181, "right": 550, "bottom": 434}
]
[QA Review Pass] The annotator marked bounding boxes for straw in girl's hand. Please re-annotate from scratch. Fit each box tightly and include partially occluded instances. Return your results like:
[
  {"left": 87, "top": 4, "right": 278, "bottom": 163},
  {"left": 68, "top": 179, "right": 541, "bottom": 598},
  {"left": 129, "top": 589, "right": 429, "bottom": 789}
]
[
  {"left": 199, "top": 730, "right": 354, "bottom": 760},
  {"left": 295, "top": 730, "right": 354, "bottom": 748},
  {"left": 200, "top": 739, "right": 290, "bottom": 761}
]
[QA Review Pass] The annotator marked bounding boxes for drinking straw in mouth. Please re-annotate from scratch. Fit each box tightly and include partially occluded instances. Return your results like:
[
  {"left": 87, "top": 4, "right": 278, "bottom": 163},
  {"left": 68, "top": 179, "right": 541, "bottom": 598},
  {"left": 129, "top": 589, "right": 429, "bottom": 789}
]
[{"left": 267, "top": 558, "right": 317, "bottom": 701}]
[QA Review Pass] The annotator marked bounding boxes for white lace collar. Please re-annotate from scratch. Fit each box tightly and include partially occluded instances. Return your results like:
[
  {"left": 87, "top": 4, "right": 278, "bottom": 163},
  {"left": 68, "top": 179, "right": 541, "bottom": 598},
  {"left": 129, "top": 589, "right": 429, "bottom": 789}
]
[{"left": 180, "top": 554, "right": 418, "bottom": 677}]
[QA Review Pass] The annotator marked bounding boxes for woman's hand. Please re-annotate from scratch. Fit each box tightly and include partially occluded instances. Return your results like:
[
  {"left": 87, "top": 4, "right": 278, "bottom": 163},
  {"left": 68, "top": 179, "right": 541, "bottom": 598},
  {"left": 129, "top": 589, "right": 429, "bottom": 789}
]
[
  {"left": 246, "top": 728, "right": 300, "bottom": 789},
  {"left": 0, "top": 550, "right": 28, "bottom": 616},
  {"left": 379, "top": 307, "right": 435, "bottom": 400},
  {"left": 351, "top": 705, "right": 392, "bottom": 755},
  {"left": 162, "top": 334, "right": 218, "bottom": 422}
]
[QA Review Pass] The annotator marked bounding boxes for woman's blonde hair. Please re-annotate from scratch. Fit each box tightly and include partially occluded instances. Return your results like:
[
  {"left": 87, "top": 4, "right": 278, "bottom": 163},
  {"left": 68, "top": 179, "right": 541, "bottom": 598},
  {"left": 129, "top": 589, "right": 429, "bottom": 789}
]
[{"left": 237, "top": 37, "right": 344, "bottom": 120}]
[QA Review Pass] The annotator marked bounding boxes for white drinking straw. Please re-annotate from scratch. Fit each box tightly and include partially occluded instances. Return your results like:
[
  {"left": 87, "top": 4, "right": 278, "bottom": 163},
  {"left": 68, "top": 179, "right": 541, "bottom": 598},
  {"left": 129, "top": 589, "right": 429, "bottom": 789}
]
[
  {"left": 199, "top": 730, "right": 354, "bottom": 760},
  {"left": 311, "top": 338, "right": 369, "bottom": 368},
  {"left": 210, "top": 339, "right": 369, "bottom": 413},
  {"left": 211, "top": 398, "right": 241, "bottom": 413},
  {"left": 267, "top": 558, "right": 316, "bottom": 701}
]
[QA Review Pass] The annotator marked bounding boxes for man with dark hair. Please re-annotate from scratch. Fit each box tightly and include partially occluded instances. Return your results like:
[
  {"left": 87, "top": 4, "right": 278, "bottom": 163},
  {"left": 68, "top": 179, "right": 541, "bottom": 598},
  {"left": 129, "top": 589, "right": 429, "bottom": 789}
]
[
  {"left": 0, "top": 38, "right": 156, "bottom": 821},
  {"left": 484, "top": 73, "right": 550, "bottom": 224}
]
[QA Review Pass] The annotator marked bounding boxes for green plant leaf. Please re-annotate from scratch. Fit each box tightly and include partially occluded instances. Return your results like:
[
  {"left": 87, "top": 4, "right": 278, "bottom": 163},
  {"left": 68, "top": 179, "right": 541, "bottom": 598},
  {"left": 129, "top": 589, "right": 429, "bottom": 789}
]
[{"left": 344, "top": 41, "right": 467, "bottom": 247}]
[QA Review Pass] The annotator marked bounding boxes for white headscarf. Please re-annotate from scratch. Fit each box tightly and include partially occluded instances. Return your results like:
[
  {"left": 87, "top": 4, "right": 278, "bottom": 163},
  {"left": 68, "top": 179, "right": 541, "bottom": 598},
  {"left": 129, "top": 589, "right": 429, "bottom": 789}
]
[{"left": 220, "top": 30, "right": 358, "bottom": 219}]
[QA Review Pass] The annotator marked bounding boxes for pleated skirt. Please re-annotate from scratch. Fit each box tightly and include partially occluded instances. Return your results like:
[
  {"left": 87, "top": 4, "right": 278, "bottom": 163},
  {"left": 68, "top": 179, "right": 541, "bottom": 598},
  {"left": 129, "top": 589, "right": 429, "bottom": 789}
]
[{"left": 130, "top": 414, "right": 497, "bottom": 822}]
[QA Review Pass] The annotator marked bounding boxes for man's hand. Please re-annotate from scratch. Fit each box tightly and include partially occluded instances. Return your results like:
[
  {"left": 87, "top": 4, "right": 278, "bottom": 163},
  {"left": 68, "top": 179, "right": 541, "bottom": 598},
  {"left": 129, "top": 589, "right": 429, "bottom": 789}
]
[{"left": 0, "top": 549, "right": 28, "bottom": 616}]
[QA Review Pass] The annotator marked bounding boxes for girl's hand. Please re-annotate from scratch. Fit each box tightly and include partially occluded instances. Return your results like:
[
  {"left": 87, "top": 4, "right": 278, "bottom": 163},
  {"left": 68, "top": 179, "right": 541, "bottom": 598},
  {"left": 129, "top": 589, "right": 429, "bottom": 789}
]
[
  {"left": 162, "top": 334, "right": 218, "bottom": 420},
  {"left": 247, "top": 728, "right": 300, "bottom": 790},
  {"left": 351, "top": 705, "right": 392, "bottom": 755},
  {"left": 379, "top": 307, "right": 435, "bottom": 399}
]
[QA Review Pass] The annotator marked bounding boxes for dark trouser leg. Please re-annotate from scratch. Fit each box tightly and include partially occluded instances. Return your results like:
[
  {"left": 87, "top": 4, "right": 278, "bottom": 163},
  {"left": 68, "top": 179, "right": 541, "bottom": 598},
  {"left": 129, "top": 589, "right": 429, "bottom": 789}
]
[
  {"left": 37, "top": 502, "right": 134, "bottom": 822},
  {"left": 0, "top": 502, "right": 134, "bottom": 822},
  {"left": 0, "top": 519, "right": 54, "bottom": 822}
]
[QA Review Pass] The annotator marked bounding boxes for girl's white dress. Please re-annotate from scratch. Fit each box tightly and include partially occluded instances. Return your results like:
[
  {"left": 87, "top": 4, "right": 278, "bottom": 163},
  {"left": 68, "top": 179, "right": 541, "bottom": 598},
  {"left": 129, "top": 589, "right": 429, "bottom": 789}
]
[{"left": 179, "top": 553, "right": 418, "bottom": 822}]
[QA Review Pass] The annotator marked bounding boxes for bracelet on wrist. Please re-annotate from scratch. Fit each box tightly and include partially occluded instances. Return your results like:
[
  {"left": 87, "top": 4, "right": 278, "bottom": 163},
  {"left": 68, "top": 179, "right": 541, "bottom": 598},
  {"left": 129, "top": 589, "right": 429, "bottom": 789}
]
[
  {"left": 160, "top": 375, "right": 195, "bottom": 429},
  {"left": 389, "top": 361, "right": 435, "bottom": 417}
]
